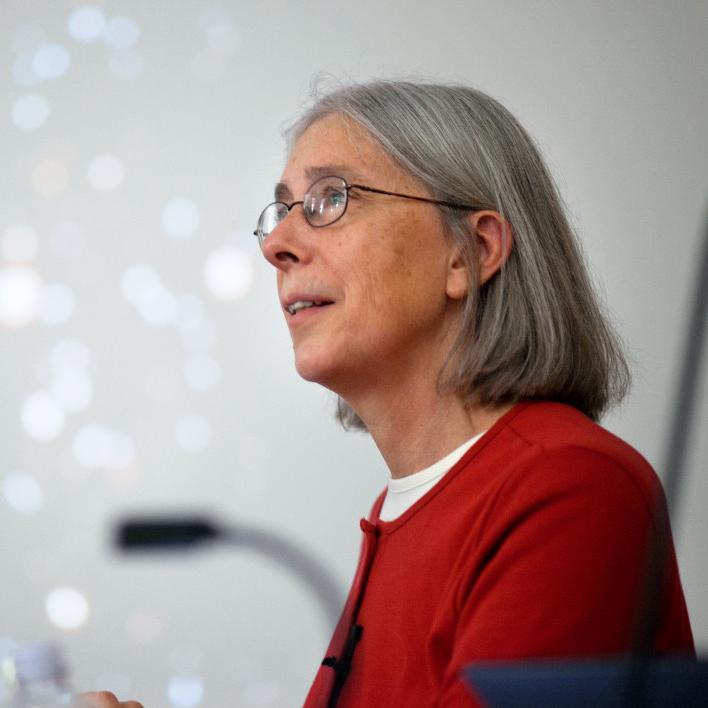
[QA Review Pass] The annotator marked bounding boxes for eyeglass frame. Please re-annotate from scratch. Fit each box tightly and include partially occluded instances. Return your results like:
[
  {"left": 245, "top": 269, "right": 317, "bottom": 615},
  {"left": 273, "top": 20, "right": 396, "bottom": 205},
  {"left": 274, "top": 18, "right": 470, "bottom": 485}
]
[{"left": 253, "top": 175, "right": 481, "bottom": 247}]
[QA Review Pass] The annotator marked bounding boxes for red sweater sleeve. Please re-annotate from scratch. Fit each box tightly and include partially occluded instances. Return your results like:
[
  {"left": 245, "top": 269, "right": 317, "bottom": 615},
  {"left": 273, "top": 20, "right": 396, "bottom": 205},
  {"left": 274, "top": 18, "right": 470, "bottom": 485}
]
[{"left": 435, "top": 445, "right": 693, "bottom": 706}]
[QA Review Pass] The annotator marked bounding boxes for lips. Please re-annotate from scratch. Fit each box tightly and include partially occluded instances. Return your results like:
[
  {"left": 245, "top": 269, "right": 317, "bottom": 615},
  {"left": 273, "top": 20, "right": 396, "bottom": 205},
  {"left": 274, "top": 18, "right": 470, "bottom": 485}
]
[
  {"left": 286, "top": 299, "right": 334, "bottom": 315},
  {"left": 281, "top": 294, "right": 335, "bottom": 318}
]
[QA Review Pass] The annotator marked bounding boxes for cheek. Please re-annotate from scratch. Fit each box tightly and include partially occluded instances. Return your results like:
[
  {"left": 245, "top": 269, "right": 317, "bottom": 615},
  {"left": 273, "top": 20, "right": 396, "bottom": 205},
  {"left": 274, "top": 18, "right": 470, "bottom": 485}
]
[
  {"left": 334, "top": 212, "right": 450, "bottom": 326},
  {"left": 349, "top": 235, "right": 402, "bottom": 312},
  {"left": 346, "top": 254, "right": 435, "bottom": 332}
]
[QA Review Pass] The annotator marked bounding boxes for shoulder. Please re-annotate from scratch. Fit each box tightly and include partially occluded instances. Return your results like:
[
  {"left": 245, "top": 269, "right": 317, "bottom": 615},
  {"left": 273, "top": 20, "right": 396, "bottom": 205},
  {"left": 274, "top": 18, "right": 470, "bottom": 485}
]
[
  {"left": 501, "top": 401, "right": 658, "bottom": 487},
  {"left": 503, "top": 401, "right": 647, "bottom": 462},
  {"left": 463, "top": 405, "right": 667, "bottom": 579},
  {"left": 474, "top": 401, "right": 664, "bottom": 517}
]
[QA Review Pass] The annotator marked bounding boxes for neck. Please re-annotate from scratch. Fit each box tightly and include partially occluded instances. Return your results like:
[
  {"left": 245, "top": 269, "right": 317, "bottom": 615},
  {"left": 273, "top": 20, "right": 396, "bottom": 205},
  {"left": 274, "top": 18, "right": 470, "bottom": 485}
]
[
  {"left": 328, "top": 308, "right": 511, "bottom": 477},
  {"left": 347, "top": 382, "right": 512, "bottom": 479}
]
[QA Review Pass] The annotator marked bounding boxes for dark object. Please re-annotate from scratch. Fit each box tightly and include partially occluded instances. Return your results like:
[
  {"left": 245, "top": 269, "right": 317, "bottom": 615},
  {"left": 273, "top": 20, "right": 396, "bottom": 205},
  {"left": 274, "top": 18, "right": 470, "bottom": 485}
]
[
  {"left": 117, "top": 518, "right": 220, "bottom": 549},
  {"left": 326, "top": 624, "right": 363, "bottom": 708},
  {"left": 115, "top": 515, "right": 344, "bottom": 629},
  {"left": 463, "top": 657, "right": 708, "bottom": 708},
  {"left": 632, "top": 200, "right": 708, "bottom": 655}
]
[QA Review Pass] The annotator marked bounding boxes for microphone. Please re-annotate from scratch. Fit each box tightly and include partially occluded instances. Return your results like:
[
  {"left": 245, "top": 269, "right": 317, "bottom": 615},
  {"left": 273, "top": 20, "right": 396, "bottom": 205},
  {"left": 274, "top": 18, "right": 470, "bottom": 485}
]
[
  {"left": 115, "top": 514, "right": 345, "bottom": 630},
  {"left": 117, "top": 518, "right": 220, "bottom": 549}
]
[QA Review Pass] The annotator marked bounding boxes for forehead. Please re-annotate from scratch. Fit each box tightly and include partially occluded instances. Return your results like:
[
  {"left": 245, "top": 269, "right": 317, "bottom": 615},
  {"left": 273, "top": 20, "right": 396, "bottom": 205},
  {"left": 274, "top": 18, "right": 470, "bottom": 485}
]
[{"left": 278, "top": 114, "right": 405, "bottom": 194}]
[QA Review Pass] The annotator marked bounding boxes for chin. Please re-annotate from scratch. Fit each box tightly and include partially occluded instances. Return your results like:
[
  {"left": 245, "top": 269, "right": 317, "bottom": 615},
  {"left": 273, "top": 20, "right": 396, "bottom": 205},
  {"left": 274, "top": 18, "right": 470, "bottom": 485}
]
[
  {"left": 293, "top": 344, "right": 359, "bottom": 395},
  {"left": 293, "top": 348, "right": 337, "bottom": 385}
]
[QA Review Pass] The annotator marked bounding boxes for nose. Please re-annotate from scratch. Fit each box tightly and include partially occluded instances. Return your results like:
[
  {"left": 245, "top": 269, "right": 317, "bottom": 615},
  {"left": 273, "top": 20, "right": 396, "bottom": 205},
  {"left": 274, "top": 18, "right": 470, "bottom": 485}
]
[{"left": 261, "top": 206, "right": 312, "bottom": 271}]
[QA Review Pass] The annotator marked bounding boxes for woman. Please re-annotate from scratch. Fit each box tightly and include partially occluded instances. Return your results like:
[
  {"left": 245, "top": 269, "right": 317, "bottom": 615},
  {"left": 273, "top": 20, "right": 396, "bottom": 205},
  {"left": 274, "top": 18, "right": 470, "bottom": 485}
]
[
  {"left": 254, "top": 81, "right": 694, "bottom": 707},
  {"left": 85, "top": 80, "right": 693, "bottom": 707}
]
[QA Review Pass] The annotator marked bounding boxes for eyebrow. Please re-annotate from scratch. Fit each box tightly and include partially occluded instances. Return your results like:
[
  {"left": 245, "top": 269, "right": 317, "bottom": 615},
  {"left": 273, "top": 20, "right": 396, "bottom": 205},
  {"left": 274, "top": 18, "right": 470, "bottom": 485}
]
[{"left": 274, "top": 164, "right": 367, "bottom": 202}]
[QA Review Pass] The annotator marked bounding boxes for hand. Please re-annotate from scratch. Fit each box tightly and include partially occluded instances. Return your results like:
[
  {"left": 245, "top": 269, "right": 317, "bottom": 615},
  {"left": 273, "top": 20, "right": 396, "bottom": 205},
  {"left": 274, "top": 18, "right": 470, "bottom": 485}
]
[{"left": 80, "top": 691, "right": 144, "bottom": 708}]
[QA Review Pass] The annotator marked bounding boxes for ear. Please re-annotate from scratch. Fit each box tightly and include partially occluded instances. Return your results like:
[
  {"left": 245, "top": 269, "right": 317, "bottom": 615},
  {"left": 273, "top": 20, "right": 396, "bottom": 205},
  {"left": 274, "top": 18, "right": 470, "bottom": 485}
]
[
  {"left": 445, "top": 243, "right": 470, "bottom": 301},
  {"left": 471, "top": 210, "right": 513, "bottom": 286}
]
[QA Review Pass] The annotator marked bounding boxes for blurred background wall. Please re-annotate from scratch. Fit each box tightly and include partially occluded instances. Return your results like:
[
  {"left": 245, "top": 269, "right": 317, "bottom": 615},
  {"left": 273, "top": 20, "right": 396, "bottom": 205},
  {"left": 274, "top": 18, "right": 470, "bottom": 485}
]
[{"left": 1, "top": 1, "right": 706, "bottom": 705}]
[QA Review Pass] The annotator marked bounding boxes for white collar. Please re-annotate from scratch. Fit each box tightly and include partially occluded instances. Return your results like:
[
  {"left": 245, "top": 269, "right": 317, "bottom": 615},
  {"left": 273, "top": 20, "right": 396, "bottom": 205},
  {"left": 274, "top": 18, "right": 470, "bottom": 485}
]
[{"left": 387, "top": 431, "right": 486, "bottom": 492}]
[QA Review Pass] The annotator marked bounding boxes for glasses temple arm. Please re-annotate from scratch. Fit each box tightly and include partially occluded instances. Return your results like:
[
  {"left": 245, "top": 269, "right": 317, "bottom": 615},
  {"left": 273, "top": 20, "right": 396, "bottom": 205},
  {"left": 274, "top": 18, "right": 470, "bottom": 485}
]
[{"left": 348, "top": 184, "right": 478, "bottom": 211}]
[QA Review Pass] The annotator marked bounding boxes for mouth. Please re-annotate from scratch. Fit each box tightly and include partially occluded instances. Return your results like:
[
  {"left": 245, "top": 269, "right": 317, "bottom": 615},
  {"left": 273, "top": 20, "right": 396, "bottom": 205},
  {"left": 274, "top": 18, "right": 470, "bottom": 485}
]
[{"left": 285, "top": 299, "right": 335, "bottom": 316}]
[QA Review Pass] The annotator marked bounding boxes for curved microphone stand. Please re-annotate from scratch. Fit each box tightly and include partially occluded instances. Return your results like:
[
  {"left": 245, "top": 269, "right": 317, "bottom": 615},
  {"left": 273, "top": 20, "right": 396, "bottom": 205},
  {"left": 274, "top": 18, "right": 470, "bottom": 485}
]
[{"left": 115, "top": 516, "right": 345, "bottom": 630}]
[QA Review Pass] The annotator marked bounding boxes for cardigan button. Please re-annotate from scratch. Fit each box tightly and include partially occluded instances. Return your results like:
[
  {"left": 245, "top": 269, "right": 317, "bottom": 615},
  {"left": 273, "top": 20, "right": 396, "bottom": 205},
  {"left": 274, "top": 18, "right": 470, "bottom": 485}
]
[{"left": 360, "top": 518, "right": 378, "bottom": 534}]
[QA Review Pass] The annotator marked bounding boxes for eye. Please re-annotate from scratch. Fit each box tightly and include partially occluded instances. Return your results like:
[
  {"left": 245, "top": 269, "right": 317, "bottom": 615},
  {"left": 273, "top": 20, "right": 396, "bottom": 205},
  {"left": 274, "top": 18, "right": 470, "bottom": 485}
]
[
  {"left": 303, "top": 177, "right": 349, "bottom": 223},
  {"left": 322, "top": 186, "right": 346, "bottom": 209}
]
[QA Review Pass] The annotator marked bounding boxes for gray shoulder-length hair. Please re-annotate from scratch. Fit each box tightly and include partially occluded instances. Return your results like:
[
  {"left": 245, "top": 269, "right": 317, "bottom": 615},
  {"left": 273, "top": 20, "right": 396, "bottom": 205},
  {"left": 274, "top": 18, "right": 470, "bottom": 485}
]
[{"left": 286, "top": 80, "right": 630, "bottom": 427}]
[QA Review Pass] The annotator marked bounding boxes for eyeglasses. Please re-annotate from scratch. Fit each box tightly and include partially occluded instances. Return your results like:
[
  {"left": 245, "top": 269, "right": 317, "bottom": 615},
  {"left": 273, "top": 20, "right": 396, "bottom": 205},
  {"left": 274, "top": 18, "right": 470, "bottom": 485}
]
[{"left": 253, "top": 175, "right": 479, "bottom": 248}]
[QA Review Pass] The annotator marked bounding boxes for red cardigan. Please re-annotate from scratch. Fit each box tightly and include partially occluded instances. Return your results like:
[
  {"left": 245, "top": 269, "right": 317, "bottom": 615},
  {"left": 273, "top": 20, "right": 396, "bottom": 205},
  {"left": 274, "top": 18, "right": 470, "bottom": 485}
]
[{"left": 303, "top": 402, "right": 694, "bottom": 707}]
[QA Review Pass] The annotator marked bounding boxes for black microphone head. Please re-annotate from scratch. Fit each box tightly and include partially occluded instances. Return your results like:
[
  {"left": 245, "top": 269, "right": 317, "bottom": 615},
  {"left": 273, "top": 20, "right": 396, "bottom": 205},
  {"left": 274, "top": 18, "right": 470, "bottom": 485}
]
[{"left": 115, "top": 516, "right": 221, "bottom": 551}]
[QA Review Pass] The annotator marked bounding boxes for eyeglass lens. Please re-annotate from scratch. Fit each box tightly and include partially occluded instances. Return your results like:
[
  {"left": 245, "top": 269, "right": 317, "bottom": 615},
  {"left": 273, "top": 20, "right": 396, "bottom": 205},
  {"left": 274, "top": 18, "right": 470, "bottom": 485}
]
[
  {"left": 304, "top": 177, "right": 348, "bottom": 225},
  {"left": 258, "top": 203, "right": 288, "bottom": 242},
  {"left": 256, "top": 176, "right": 349, "bottom": 244}
]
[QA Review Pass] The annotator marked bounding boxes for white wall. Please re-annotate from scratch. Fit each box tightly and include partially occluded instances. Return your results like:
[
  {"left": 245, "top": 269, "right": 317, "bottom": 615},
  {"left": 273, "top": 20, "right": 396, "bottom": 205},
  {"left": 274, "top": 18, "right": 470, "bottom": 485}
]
[{"left": 1, "top": 1, "right": 706, "bottom": 705}]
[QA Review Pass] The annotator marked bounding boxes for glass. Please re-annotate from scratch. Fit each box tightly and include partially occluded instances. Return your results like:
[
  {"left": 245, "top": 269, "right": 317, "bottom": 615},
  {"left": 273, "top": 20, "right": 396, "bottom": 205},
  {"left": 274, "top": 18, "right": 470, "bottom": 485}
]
[{"left": 253, "top": 175, "right": 479, "bottom": 247}]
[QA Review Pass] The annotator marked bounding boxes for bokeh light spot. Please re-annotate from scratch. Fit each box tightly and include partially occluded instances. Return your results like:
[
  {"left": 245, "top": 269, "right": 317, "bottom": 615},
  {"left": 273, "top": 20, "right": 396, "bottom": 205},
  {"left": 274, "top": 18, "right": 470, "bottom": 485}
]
[
  {"left": 199, "top": 9, "right": 241, "bottom": 55},
  {"left": 12, "top": 94, "right": 49, "bottom": 131},
  {"left": 72, "top": 424, "right": 113, "bottom": 469},
  {"left": 2, "top": 224, "right": 38, "bottom": 263},
  {"left": 103, "top": 17, "right": 141, "bottom": 48},
  {"left": 50, "top": 337, "right": 92, "bottom": 372},
  {"left": 32, "top": 160, "right": 70, "bottom": 196},
  {"left": 87, "top": 154, "right": 125, "bottom": 191},
  {"left": 0, "top": 266, "right": 42, "bottom": 327},
  {"left": 40, "top": 283, "right": 76, "bottom": 325},
  {"left": 21, "top": 391, "right": 66, "bottom": 441},
  {"left": 45, "top": 587, "right": 90, "bottom": 631},
  {"left": 122, "top": 264, "right": 178, "bottom": 326},
  {"left": 12, "top": 26, "right": 46, "bottom": 86},
  {"left": 72, "top": 425, "right": 135, "bottom": 471},
  {"left": 137, "top": 283, "right": 178, "bottom": 327},
  {"left": 32, "top": 44, "right": 71, "bottom": 80},
  {"left": 68, "top": 6, "right": 107, "bottom": 43},
  {"left": 105, "top": 432, "right": 136, "bottom": 471},
  {"left": 167, "top": 676, "right": 204, "bottom": 707},
  {"left": 3, "top": 472, "right": 44, "bottom": 514},
  {"left": 12, "top": 53, "right": 41, "bottom": 87},
  {"left": 162, "top": 198, "right": 201, "bottom": 239},
  {"left": 175, "top": 294, "right": 205, "bottom": 328},
  {"left": 175, "top": 415, "right": 212, "bottom": 454},
  {"left": 0, "top": 637, "right": 19, "bottom": 679},
  {"left": 121, "top": 263, "right": 160, "bottom": 304},
  {"left": 51, "top": 367, "right": 92, "bottom": 412},
  {"left": 204, "top": 246, "right": 253, "bottom": 300},
  {"left": 184, "top": 354, "right": 221, "bottom": 393}
]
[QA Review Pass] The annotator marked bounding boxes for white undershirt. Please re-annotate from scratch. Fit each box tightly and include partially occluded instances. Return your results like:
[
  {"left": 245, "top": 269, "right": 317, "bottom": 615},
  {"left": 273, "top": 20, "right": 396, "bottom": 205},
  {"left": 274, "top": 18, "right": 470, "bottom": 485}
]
[{"left": 379, "top": 431, "right": 486, "bottom": 522}]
